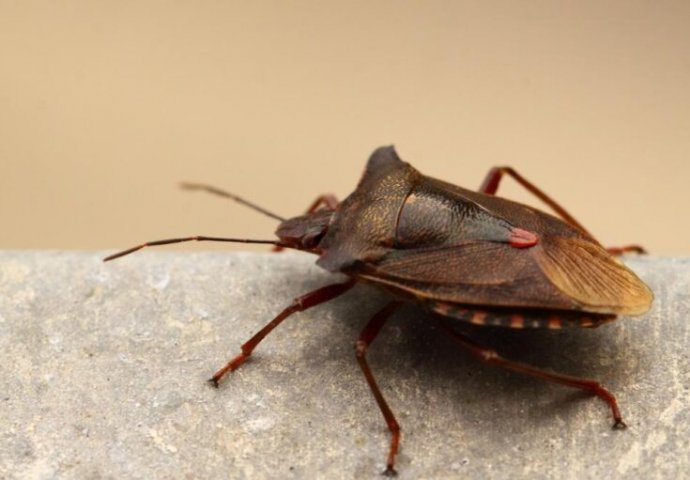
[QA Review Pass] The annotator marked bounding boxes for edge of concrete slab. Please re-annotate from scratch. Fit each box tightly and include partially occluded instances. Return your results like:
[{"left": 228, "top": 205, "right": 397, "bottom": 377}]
[{"left": 0, "top": 251, "right": 687, "bottom": 479}]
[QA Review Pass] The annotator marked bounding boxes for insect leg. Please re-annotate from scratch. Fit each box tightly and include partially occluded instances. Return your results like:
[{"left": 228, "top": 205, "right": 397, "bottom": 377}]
[
  {"left": 180, "top": 182, "right": 285, "bottom": 221},
  {"left": 436, "top": 320, "right": 626, "bottom": 429},
  {"left": 209, "top": 279, "right": 356, "bottom": 386},
  {"left": 605, "top": 245, "right": 647, "bottom": 255},
  {"left": 479, "top": 167, "right": 645, "bottom": 255},
  {"left": 304, "top": 193, "right": 339, "bottom": 212},
  {"left": 355, "top": 301, "right": 404, "bottom": 477},
  {"left": 479, "top": 167, "right": 592, "bottom": 234}
]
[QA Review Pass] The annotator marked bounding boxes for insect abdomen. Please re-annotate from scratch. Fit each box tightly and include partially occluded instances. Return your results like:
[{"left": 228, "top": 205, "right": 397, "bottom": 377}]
[{"left": 427, "top": 300, "right": 616, "bottom": 329}]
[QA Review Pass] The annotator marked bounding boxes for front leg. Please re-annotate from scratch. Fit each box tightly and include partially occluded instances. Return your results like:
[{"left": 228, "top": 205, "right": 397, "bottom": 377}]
[
  {"left": 303, "top": 193, "right": 339, "bottom": 213},
  {"left": 210, "top": 279, "right": 355, "bottom": 386}
]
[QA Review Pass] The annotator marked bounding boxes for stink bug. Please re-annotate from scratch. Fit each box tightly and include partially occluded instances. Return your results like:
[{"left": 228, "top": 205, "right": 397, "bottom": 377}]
[{"left": 105, "top": 146, "right": 653, "bottom": 476}]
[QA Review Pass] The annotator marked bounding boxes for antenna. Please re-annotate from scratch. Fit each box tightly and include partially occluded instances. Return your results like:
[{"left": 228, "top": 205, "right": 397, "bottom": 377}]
[
  {"left": 104, "top": 236, "right": 289, "bottom": 262},
  {"left": 104, "top": 183, "right": 290, "bottom": 262},
  {"left": 180, "top": 182, "right": 286, "bottom": 222}
]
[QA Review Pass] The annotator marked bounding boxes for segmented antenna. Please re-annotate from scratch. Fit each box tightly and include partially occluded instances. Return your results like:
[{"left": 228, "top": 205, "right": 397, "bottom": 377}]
[
  {"left": 104, "top": 183, "right": 289, "bottom": 262},
  {"left": 180, "top": 182, "right": 286, "bottom": 222},
  {"left": 104, "top": 236, "right": 288, "bottom": 262}
]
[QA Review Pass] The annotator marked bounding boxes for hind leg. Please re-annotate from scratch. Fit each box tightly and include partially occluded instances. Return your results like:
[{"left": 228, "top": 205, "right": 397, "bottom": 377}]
[
  {"left": 479, "top": 167, "right": 646, "bottom": 255},
  {"left": 436, "top": 318, "right": 626, "bottom": 428}
]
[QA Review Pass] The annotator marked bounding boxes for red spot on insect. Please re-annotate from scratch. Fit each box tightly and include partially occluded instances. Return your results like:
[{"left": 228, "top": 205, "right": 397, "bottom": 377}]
[
  {"left": 548, "top": 316, "right": 562, "bottom": 329},
  {"left": 580, "top": 317, "right": 594, "bottom": 327},
  {"left": 471, "top": 311, "right": 487, "bottom": 325},
  {"left": 434, "top": 303, "right": 450, "bottom": 316},
  {"left": 509, "top": 227, "right": 538, "bottom": 248},
  {"left": 510, "top": 314, "right": 525, "bottom": 328}
]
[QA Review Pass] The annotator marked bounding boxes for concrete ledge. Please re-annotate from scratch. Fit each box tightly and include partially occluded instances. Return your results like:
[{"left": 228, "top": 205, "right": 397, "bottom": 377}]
[{"left": 0, "top": 251, "right": 687, "bottom": 479}]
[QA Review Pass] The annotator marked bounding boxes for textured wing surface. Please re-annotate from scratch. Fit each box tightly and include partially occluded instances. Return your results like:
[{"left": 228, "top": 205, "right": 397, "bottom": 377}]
[
  {"left": 536, "top": 236, "right": 653, "bottom": 315},
  {"left": 358, "top": 241, "right": 580, "bottom": 310},
  {"left": 359, "top": 235, "right": 652, "bottom": 315}
]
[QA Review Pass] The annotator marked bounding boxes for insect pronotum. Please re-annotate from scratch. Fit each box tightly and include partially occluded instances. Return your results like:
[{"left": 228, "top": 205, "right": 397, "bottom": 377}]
[{"left": 105, "top": 146, "right": 652, "bottom": 476}]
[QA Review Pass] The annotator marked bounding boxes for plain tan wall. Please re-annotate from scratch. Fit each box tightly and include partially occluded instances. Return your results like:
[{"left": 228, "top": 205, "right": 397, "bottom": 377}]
[{"left": 1, "top": 1, "right": 689, "bottom": 254}]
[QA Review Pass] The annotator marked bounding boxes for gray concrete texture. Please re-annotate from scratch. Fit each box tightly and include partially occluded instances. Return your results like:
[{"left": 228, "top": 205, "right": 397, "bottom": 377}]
[{"left": 0, "top": 251, "right": 687, "bottom": 479}]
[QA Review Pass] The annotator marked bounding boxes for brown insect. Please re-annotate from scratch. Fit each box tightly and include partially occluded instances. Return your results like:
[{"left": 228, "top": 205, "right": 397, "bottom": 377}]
[{"left": 105, "top": 146, "right": 653, "bottom": 476}]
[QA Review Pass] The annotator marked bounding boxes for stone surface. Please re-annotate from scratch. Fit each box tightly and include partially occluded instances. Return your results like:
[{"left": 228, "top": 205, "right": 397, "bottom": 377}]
[{"left": 0, "top": 251, "right": 687, "bottom": 479}]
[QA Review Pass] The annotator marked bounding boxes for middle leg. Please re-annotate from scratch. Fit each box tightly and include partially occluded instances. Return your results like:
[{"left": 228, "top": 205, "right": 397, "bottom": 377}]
[{"left": 355, "top": 301, "right": 404, "bottom": 476}]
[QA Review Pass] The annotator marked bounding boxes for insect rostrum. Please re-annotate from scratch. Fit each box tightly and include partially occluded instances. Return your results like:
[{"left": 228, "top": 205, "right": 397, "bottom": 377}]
[{"left": 105, "top": 146, "right": 652, "bottom": 476}]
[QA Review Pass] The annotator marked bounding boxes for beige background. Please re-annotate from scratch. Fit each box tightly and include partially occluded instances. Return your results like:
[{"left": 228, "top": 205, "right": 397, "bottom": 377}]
[{"left": 1, "top": 1, "right": 689, "bottom": 254}]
